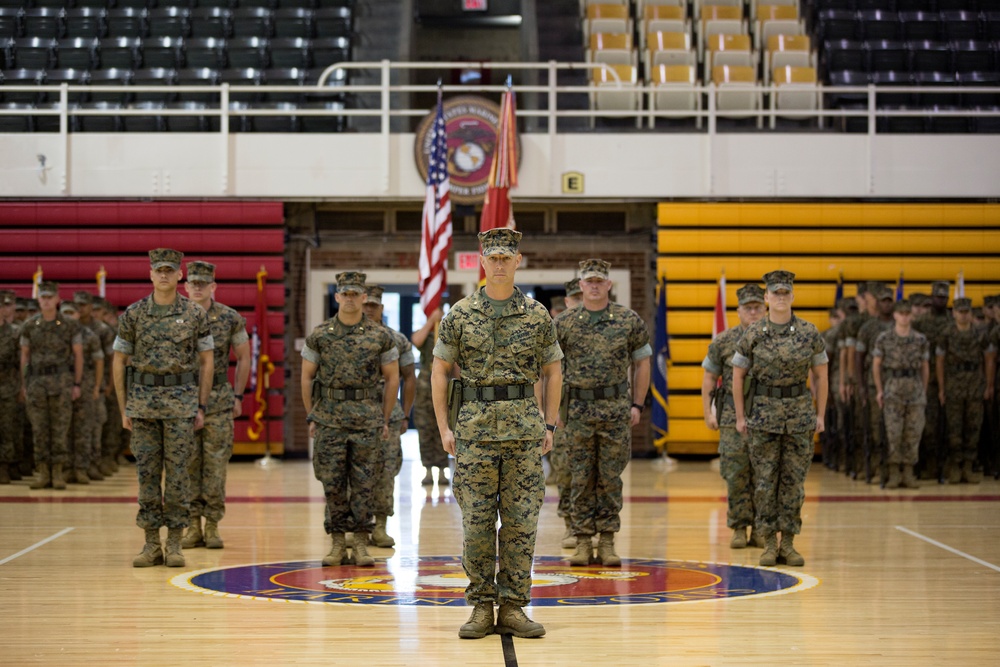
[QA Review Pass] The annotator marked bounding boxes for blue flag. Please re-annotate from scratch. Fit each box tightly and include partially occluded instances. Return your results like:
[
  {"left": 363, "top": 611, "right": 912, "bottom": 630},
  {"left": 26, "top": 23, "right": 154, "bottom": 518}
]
[
  {"left": 652, "top": 277, "right": 670, "bottom": 448},
  {"left": 896, "top": 271, "right": 904, "bottom": 301},
  {"left": 834, "top": 271, "right": 844, "bottom": 307}
]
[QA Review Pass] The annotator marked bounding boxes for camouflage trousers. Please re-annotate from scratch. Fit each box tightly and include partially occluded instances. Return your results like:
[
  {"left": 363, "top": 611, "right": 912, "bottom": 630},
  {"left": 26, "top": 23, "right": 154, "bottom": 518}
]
[
  {"left": 70, "top": 392, "right": 105, "bottom": 471},
  {"left": 550, "top": 430, "right": 572, "bottom": 519},
  {"left": 0, "top": 394, "right": 18, "bottom": 464},
  {"left": 850, "top": 391, "right": 867, "bottom": 476},
  {"left": 373, "top": 420, "right": 404, "bottom": 517},
  {"left": 919, "top": 380, "right": 944, "bottom": 474},
  {"left": 102, "top": 391, "right": 125, "bottom": 461},
  {"left": 719, "top": 427, "right": 755, "bottom": 530},
  {"left": 883, "top": 394, "right": 925, "bottom": 466},
  {"left": 132, "top": 417, "right": 194, "bottom": 530},
  {"left": 945, "top": 377, "right": 985, "bottom": 463},
  {"left": 413, "top": 390, "right": 449, "bottom": 468},
  {"left": 748, "top": 430, "right": 813, "bottom": 536},
  {"left": 313, "top": 425, "right": 382, "bottom": 535},
  {"left": 864, "top": 384, "right": 885, "bottom": 474},
  {"left": 565, "top": 408, "right": 632, "bottom": 537},
  {"left": 187, "top": 409, "right": 234, "bottom": 523},
  {"left": 453, "top": 437, "right": 544, "bottom": 608},
  {"left": 25, "top": 382, "right": 72, "bottom": 467}
]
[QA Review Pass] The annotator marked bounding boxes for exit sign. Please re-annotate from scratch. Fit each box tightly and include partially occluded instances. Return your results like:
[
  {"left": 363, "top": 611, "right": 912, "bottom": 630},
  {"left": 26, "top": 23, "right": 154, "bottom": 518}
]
[
  {"left": 463, "top": 0, "right": 487, "bottom": 10},
  {"left": 457, "top": 252, "right": 480, "bottom": 270}
]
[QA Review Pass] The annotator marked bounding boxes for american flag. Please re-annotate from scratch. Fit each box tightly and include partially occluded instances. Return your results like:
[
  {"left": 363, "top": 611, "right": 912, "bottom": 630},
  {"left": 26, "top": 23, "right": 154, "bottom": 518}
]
[
  {"left": 712, "top": 272, "right": 727, "bottom": 340},
  {"left": 418, "top": 87, "right": 452, "bottom": 317}
]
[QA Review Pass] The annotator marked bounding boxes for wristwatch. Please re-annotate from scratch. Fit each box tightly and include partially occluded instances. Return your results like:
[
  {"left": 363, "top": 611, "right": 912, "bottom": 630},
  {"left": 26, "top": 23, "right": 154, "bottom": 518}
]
[
  {"left": 545, "top": 423, "right": 557, "bottom": 433},
  {"left": 631, "top": 403, "right": 644, "bottom": 413},
  {"left": 198, "top": 404, "right": 207, "bottom": 412}
]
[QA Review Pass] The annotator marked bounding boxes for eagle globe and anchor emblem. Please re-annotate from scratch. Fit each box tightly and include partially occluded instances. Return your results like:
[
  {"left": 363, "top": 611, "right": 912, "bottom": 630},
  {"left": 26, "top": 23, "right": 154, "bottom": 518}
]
[{"left": 413, "top": 94, "right": 522, "bottom": 206}]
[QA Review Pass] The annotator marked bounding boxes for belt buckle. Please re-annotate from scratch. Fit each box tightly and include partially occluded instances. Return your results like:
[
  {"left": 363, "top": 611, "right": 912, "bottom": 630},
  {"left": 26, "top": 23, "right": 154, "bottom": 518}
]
[
  {"left": 164, "top": 376, "right": 177, "bottom": 387},
  {"left": 494, "top": 385, "right": 508, "bottom": 401}
]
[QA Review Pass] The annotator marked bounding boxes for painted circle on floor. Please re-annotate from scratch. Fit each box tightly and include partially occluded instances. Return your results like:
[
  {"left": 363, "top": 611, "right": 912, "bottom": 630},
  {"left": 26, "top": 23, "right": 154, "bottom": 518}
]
[{"left": 171, "top": 556, "right": 818, "bottom": 606}]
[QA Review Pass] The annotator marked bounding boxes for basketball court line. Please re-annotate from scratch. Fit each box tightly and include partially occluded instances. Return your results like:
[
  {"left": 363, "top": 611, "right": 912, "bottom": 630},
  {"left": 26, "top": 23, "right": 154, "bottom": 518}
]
[
  {"left": 501, "top": 634, "right": 518, "bottom": 667},
  {"left": 895, "top": 525, "right": 1000, "bottom": 573},
  {"left": 0, "top": 527, "right": 75, "bottom": 566}
]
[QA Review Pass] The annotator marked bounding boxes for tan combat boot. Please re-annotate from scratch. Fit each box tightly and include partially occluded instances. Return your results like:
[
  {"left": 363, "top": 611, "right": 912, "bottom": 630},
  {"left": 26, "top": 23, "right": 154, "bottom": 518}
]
[
  {"left": 98, "top": 457, "right": 116, "bottom": 477},
  {"left": 51, "top": 464, "right": 67, "bottom": 490},
  {"left": 29, "top": 463, "right": 51, "bottom": 489},
  {"left": 778, "top": 533, "right": 805, "bottom": 566},
  {"left": 73, "top": 468, "right": 90, "bottom": 484},
  {"left": 749, "top": 527, "right": 765, "bottom": 548},
  {"left": 596, "top": 532, "right": 622, "bottom": 566},
  {"left": 204, "top": 521, "right": 223, "bottom": 549},
  {"left": 496, "top": 604, "right": 545, "bottom": 638},
  {"left": 8, "top": 463, "right": 21, "bottom": 481},
  {"left": 567, "top": 535, "right": 594, "bottom": 566},
  {"left": 730, "top": 527, "right": 748, "bottom": 549},
  {"left": 164, "top": 527, "right": 185, "bottom": 567},
  {"left": 901, "top": 465, "right": 919, "bottom": 489},
  {"left": 458, "top": 602, "right": 495, "bottom": 639},
  {"left": 132, "top": 529, "right": 163, "bottom": 567},
  {"left": 181, "top": 517, "right": 204, "bottom": 548},
  {"left": 352, "top": 533, "right": 375, "bottom": 566},
  {"left": 322, "top": 533, "right": 347, "bottom": 566},
  {"left": 561, "top": 518, "right": 576, "bottom": 549},
  {"left": 371, "top": 514, "right": 395, "bottom": 548},
  {"left": 759, "top": 532, "right": 778, "bottom": 566},
  {"left": 87, "top": 463, "right": 104, "bottom": 481},
  {"left": 0, "top": 464, "right": 10, "bottom": 484},
  {"left": 961, "top": 460, "right": 982, "bottom": 484},
  {"left": 946, "top": 459, "right": 962, "bottom": 484},
  {"left": 438, "top": 467, "right": 450, "bottom": 487},
  {"left": 421, "top": 467, "right": 434, "bottom": 486},
  {"left": 885, "top": 465, "right": 902, "bottom": 489}
]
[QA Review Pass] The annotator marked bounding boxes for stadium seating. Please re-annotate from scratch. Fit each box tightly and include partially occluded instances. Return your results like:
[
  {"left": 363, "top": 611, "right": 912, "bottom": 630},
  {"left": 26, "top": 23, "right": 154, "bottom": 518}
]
[{"left": 648, "top": 62, "right": 700, "bottom": 128}]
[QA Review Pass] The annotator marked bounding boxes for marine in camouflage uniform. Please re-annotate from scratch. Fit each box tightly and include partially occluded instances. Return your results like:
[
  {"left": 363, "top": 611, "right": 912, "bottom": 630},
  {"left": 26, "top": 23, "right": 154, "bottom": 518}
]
[
  {"left": 362, "top": 284, "right": 416, "bottom": 548},
  {"left": 94, "top": 297, "right": 126, "bottom": 473},
  {"left": 912, "top": 281, "right": 953, "bottom": 479},
  {"left": 411, "top": 307, "right": 450, "bottom": 485},
  {"left": 872, "top": 299, "right": 929, "bottom": 489},
  {"left": 701, "top": 283, "right": 765, "bottom": 549},
  {"left": 556, "top": 259, "right": 651, "bottom": 569},
  {"left": 0, "top": 290, "right": 22, "bottom": 484},
  {"left": 553, "top": 276, "right": 582, "bottom": 549},
  {"left": 821, "top": 299, "right": 851, "bottom": 472},
  {"left": 854, "top": 285, "right": 895, "bottom": 483},
  {"left": 935, "top": 298, "right": 997, "bottom": 484},
  {"left": 432, "top": 228, "right": 562, "bottom": 640},
  {"left": 181, "top": 261, "right": 251, "bottom": 550},
  {"left": 837, "top": 282, "right": 872, "bottom": 478},
  {"left": 60, "top": 300, "right": 105, "bottom": 485},
  {"left": 114, "top": 249, "right": 214, "bottom": 568},
  {"left": 75, "top": 291, "right": 114, "bottom": 479},
  {"left": 301, "top": 271, "right": 399, "bottom": 568},
  {"left": 20, "top": 281, "right": 85, "bottom": 491},
  {"left": 733, "top": 270, "right": 828, "bottom": 568}
]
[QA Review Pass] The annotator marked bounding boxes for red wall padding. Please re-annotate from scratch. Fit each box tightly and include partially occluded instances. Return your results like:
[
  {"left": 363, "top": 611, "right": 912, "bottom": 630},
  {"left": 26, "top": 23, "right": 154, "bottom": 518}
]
[{"left": 0, "top": 201, "right": 284, "bottom": 225}]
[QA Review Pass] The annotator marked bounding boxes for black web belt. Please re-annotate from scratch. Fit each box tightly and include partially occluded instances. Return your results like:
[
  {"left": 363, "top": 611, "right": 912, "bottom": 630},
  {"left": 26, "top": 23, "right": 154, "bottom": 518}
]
[
  {"left": 462, "top": 384, "right": 534, "bottom": 402},
  {"left": 212, "top": 372, "right": 230, "bottom": 386},
  {"left": 320, "top": 386, "right": 376, "bottom": 400},
  {"left": 567, "top": 380, "right": 630, "bottom": 400},
  {"left": 950, "top": 362, "right": 981, "bottom": 372},
  {"left": 133, "top": 371, "right": 196, "bottom": 387},
  {"left": 757, "top": 382, "right": 808, "bottom": 399},
  {"left": 884, "top": 368, "right": 918, "bottom": 378},
  {"left": 32, "top": 365, "right": 70, "bottom": 376}
]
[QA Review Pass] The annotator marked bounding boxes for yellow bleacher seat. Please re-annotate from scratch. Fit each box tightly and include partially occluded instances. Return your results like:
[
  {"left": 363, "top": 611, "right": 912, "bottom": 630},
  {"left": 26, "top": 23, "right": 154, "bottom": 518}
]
[
  {"left": 757, "top": 17, "right": 804, "bottom": 47},
  {"left": 589, "top": 63, "right": 641, "bottom": 127},
  {"left": 764, "top": 34, "right": 813, "bottom": 83},
  {"left": 585, "top": 3, "right": 629, "bottom": 20},
  {"left": 590, "top": 32, "right": 633, "bottom": 50},
  {"left": 770, "top": 65, "right": 820, "bottom": 127},
  {"left": 699, "top": 16, "right": 748, "bottom": 62},
  {"left": 643, "top": 4, "right": 684, "bottom": 21},
  {"left": 695, "top": 0, "right": 744, "bottom": 20},
  {"left": 649, "top": 63, "right": 701, "bottom": 128},
  {"left": 701, "top": 5, "right": 743, "bottom": 22},
  {"left": 749, "top": 0, "right": 797, "bottom": 21},
  {"left": 705, "top": 33, "right": 754, "bottom": 81},
  {"left": 583, "top": 5, "right": 633, "bottom": 46},
  {"left": 645, "top": 30, "right": 695, "bottom": 70},
  {"left": 757, "top": 4, "right": 799, "bottom": 22},
  {"left": 712, "top": 64, "right": 761, "bottom": 125}
]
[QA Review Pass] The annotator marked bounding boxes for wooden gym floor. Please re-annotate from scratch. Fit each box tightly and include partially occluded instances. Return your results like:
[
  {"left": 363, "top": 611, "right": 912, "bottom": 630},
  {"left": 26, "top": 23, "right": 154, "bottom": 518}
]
[{"left": 2, "top": 432, "right": 999, "bottom": 667}]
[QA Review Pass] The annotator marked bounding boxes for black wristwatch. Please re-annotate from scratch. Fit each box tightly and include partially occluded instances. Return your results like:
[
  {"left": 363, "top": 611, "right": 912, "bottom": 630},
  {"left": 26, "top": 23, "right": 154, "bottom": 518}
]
[
  {"left": 631, "top": 403, "right": 644, "bottom": 413},
  {"left": 198, "top": 404, "right": 207, "bottom": 412},
  {"left": 545, "top": 423, "right": 557, "bottom": 433}
]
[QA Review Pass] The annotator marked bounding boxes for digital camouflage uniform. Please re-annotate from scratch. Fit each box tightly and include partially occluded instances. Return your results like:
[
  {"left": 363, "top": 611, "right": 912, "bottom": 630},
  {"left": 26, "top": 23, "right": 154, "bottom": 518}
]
[
  {"left": 937, "top": 318, "right": 995, "bottom": 468},
  {"left": 188, "top": 299, "right": 248, "bottom": 526},
  {"left": 21, "top": 311, "right": 82, "bottom": 469},
  {"left": 303, "top": 315, "right": 398, "bottom": 535},
  {"left": 114, "top": 293, "right": 213, "bottom": 530},
  {"left": 873, "top": 327, "right": 928, "bottom": 466},
  {"left": 733, "top": 313, "right": 827, "bottom": 537},
  {"left": 703, "top": 322, "right": 755, "bottom": 531},
  {"left": 434, "top": 285, "right": 563, "bottom": 607},
  {"left": 551, "top": 277, "right": 583, "bottom": 523},
  {"left": 822, "top": 317, "right": 844, "bottom": 470},
  {"left": 99, "top": 304, "right": 125, "bottom": 466},
  {"left": 69, "top": 318, "right": 104, "bottom": 476},
  {"left": 855, "top": 312, "right": 893, "bottom": 479},
  {"left": 372, "top": 324, "right": 414, "bottom": 518},
  {"left": 912, "top": 296, "right": 953, "bottom": 476},
  {"left": 77, "top": 293, "right": 115, "bottom": 473},
  {"left": 0, "top": 304, "right": 21, "bottom": 473},
  {"left": 840, "top": 308, "right": 870, "bottom": 476},
  {"left": 414, "top": 333, "right": 449, "bottom": 470}
]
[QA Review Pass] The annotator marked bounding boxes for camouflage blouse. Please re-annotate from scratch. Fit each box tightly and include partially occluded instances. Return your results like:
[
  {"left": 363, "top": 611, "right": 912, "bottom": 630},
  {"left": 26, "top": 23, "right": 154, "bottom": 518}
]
[
  {"left": 701, "top": 323, "right": 745, "bottom": 427},
  {"left": 204, "top": 300, "right": 249, "bottom": 415}
]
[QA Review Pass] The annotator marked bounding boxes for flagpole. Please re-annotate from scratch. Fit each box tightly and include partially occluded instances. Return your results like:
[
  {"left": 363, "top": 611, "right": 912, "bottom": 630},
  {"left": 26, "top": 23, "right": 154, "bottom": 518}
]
[{"left": 254, "top": 264, "right": 278, "bottom": 468}]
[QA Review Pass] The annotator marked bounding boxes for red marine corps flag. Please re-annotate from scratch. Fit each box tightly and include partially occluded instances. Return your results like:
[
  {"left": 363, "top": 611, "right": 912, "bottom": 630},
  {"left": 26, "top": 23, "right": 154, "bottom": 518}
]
[
  {"left": 477, "top": 78, "right": 519, "bottom": 286},
  {"left": 418, "top": 83, "right": 453, "bottom": 317},
  {"left": 248, "top": 266, "right": 274, "bottom": 442},
  {"left": 712, "top": 271, "right": 727, "bottom": 340}
]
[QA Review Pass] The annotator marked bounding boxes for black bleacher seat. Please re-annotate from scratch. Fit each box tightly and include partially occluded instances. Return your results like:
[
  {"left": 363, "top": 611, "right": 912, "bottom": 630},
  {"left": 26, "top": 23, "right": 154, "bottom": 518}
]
[
  {"left": 895, "top": 0, "right": 930, "bottom": 10},
  {"left": 106, "top": 8, "right": 147, "bottom": 38},
  {"left": 867, "top": 39, "right": 908, "bottom": 72},
  {"left": 878, "top": 105, "right": 926, "bottom": 133},
  {"left": 316, "top": 0, "right": 353, "bottom": 8},
  {"left": 277, "top": 0, "right": 317, "bottom": 8},
  {"left": 859, "top": 10, "right": 900, "bottom": 40},
  {"left": 176, "top": 66, "right": 220, "bottom": 102},
  {"left": 912, "top": 71, "right": 959, "bottom": 107},
  {"left": 249, "top": 100, "right": 299, "bottom": 132},
  {"left": 142, "top": 36, "right": 184, "bottom": 68},
  {"left": 99, "top": 36, "right": 141, "bottom": 68},
  {"left": 303, "top": 63, "right": 344, "bottom": 101},
  {"left": 273, "top": 8, "right": 313, "bottom": 37},
  {"left": 78, "top": 101, "right": 123, "bottom": 132},
  {"left": 77, "top": 0, "right": 117, "bottom": 6},
  {"left": 0, "top": 101, "right": 31, "bottom": 131},
  {"left": 974, "top": 106, "right": 1000, "bottom": 132},
  {"left": 238, "top": 0, "right": 278, "bottom": 9},
  {"left": 23, "top": 8, "right": 63, "bottom": 39},
  {"left": 124, "top": 100, "right": 166, "bottom": 131},
  {"left": 910, "top": 40, "right": 952, "bottom": 73},
  {"left": 855, "top": 0, "right": 898, "bottom": 10},
  {"left": 983, "top": 12, "right": 1000, "bottom": 42},
  {"left": 1, "top": 68, "right": 45, "bottom": 104},
  {"left": 165, "top": 100, "right": 213, "bottom": 132},
  {"left": 227, "top": 35, "right": 268, "bottom": 68},
  {"left": 191, "top": 7, "right": 232, "bottom": 38},
  {"left": 952, "top": 39, "right": 994, "bottom": 73},
  {"left": 34, "top": 0, "right": 74, "bottom": 8},
  {"left": 899, "top": 11, "right": 941, "bottom": 41},
  {"left": 64, "top": 8, "right": 107, "bottom": 39},
  {"left": 56, "top": 37, "right": 99, "bottom": 70},
  {"left": 817, "top": 10, "right": 860, "bottom": 43},
  {"left": 825, "top": 39, "right": 867, "bottom": 74},
  {"left": 940, "top": 11, "right": 980, "bottom": 41},
  {"left": 185, "top": 36, "right": 228, "bottom": 68},
  {"left": 0, "top": 8, "right": 20, "bottom": 40},
  {"left": 937, "top": 0, "right": 980, "bottom": 11},
  {"left": 193, "top": 0, "right": 235, "bottom": 8},
  {"left": 132, "top": 66, "right": 176, "bottom": 102},
  {"left": 927, "top": 105, "right": 972, "bottom": 133},
  {"left": 43, "top": 68, "right": 89, "bottom": 103},
  {"left": 959, "top": 70, "right": 1000, "bottom": 107},
  {"left": 0, "top": 0, "right": 25, "bottom": 6},
  {"left": 32, "top": 101, "right": 75, "bottom": 133},
  {"left": 220, "top": 66, "right": 263, "bottom": 102},
  {"left": 299, "top": 99, "right": 343, "bottom": 132},
  {"left": 88, "top": 67, "right": 133, "bottom": 104},
  {"left": 148, "top": 7, "right": 191, "bottom": 38},
  {"left": 232, "top": 7, "right": 273, "bottom": 37},
  {"left": 262, "top": 66, "right": 305, "bottom": 101},
  {"left": 311, "top": 35, "right": 348, "bottom": 67},
  {"left": 872, "top": 69, "right": 911, "bottom": 106},
  {"left": 12, "top": 37, "right": 57, "bottom": 70},
  {"left": 314, "top": 6, "right": 349, "bottom": 37},
  {"left": 269, "top": 36, "right": 310, "bottom": 67},
  {"left": 117, "top": 0, "right": 158, "bottom": 8}
]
